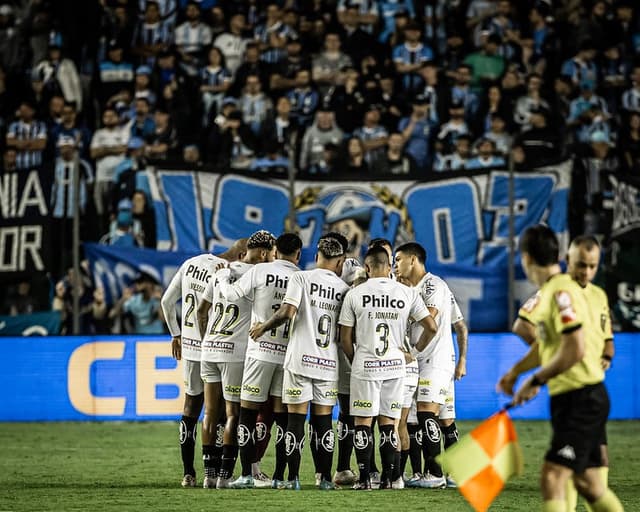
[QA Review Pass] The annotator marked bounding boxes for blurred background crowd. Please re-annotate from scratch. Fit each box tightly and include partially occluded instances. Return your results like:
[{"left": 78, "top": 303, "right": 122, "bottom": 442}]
[{"left": 1, "top": 0, "right": 639, "bottom": 334}]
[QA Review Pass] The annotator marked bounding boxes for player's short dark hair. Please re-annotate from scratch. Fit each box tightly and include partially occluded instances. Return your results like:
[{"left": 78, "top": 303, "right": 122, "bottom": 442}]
[
  {"left": 395, "top": 242, "right": 426, "bottom": 264},
  {"left": 570, "top": 235, "right": 600, "bottom": 251},
  {"left": 520, "top": 225, "right": 559, "bottom": 266},
  {"left": 247, "top": 230, "right": 276, "bottom": 250},
  {"left": 321, "top": 231, "right": 349, "bottom": 253},
  {"left": 368, "top": 238, "right": 392, "bottom": 251},
  {"left": 364, "top": 245, "right": 390, "bottom": 267},
  {"left": 317, "top": 237, "right": 344, "bottom": 258},
  {"left": 276, "top": 232, "right": 302, "bottom": 256}
]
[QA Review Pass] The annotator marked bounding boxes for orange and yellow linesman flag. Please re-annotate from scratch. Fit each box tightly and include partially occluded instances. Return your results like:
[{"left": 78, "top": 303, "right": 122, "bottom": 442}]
[{"left": 437, "top": 410, "right": 523, "bottom": 512}]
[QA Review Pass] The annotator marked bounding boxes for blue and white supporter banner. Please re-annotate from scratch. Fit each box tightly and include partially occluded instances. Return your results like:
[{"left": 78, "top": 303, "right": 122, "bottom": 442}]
[{"left": 0, "top": 311, "right": 61, "bottom": 336}]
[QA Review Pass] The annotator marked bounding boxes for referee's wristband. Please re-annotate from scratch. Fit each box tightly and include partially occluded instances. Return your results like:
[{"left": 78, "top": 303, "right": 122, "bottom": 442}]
[
  {"left": 602, "top": 355, "right": 613, "bottom": 362},
  {"left": 531, "top": 374, "right": 546, "bottom": 387}
]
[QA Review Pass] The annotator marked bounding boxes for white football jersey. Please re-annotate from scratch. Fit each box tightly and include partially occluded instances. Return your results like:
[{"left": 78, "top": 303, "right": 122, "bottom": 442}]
[
  {"left": 410, "top": 272, "right": 456, "bottom": 371},
  {"left": 161, "top": 253, "right": 226, "bottom": 362},
  {"left": 283, "top": 268, "right": 350, "bottom": 380},
  {"left": 217, "top": 259, "right": 299, "bottom": 365},
  {"left": 339, "top": 277, "right": 429, "bottom": 381},
  {"left": 201, "top": 261, "right": 253, "bottom": 363}
]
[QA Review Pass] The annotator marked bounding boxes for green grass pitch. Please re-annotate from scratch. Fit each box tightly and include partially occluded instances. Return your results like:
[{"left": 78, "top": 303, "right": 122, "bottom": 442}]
[{"left": 0, "top": 421, "right": 638, "bottom": 511}]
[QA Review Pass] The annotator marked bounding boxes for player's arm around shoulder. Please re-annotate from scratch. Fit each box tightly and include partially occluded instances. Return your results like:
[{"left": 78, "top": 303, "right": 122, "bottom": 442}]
[{"left": 412, "top": 288, "right": 437, "bottom": 352}]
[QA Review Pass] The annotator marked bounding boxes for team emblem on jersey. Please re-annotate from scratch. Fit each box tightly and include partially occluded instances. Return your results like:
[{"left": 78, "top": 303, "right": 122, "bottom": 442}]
[
  {"left": 237, "top": 424, "right": 251, "bottom": 447},
  {"left": 321, "top": 430, "right": 335, "bottom": 452},
  {"left": 555, "top": 291, "right": 577, "bottom": 324},
  {"left": 353, "top": 430, "right": 370, "bottom": 450},
  {"left": 255, "top": 422, "right": 267, "bottom": 442},
  {"left": 426, "top": 419, "right": 441, "bottom": 443}
]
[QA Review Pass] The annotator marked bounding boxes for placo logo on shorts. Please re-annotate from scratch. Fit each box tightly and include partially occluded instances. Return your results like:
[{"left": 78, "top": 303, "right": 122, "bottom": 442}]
[
  {"left": 352, "top": 400, "right": 372, "bottom": 408},
  {"left": 418, "top": 379, "right": 431, "bottom": 386},
  {"left": 324, "top": 389, "right": 338, "bottom": 398},
  {"left": 242, "top": 384, "right": 261, "bottom": 395},
  {"left": 225, "top": 385, "right": 241, "bottom": 395},
  {"left": 390, "top": 402, "right": 402, "bottom": 410},
  {"left": 285, "top": 388, "right": 302, "bottom": 396}
]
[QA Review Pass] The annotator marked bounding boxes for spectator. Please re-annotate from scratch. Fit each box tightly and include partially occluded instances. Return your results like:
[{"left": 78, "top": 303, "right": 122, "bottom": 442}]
[
  {"left": 1, "top": 147, "right": 17, "bottom": 173},
  {"left": 132, "top": 189, "right": 157, "bottom": 248},
  {"left": 330, "top": 66, "right": 367, "bottom": 133},
  {"left": 230, "top": 42, "right": 269, "bottom": 97},
  {"left": 128, "top": 97, "right": 155, "bottom": 142},
  {"left": 260, "top": 96, "right": 297, "bottom": 155},
  {"left": 392, "top": 21, "right": 433, "bottom": 95},
  {"left": 6, "top": 99, "right": 47, "bottom": 170},
  {"left": 112, "top": 137, "right": 149, "bottom": 212},
  {"left": 377, "top": 0, "right": 415, "bottom": 45},
  {"left": 174, "top": 1, "right": 212, "bottom": 77},
  {"left": 372, "top": 132, "right": 416, "bottom": 176},
  {"left": 482, "top": 0, "right": 520, "bottom": 61},
  {"left": 567, "top": 78, "right": 610, "bottom": 143},
  {"left": 131, "top": 0, "right": 172, "bottom": 65},
  {"left": 620, "top": 111, "right": 640, "bottom": 171},
  {"left": 51, "top": 136, "right": 94, "bottom": 277},
  {"left": 132, "top": 65, "right": 157, "bottom": 108},
  {"left": 312, "top": 31, "right": 352, "bottom": 97},
  {"left": 0, "top": 4, "right": 28, "bottom": 76},
  {"left": 299, "top": 106, "right": 344, "bottom": 172},
  {"left": 378, "top": 72, "right": 405, "bottom": 132},
  {"left": 466, "top": 0, "right": 499, "bottom": 49},
  {"left": 199, "top": 46, "right": 232, "bottom": 127},
  {"left": 146, "top": 106, "right": 177, "bottom": 160},
  {"left": 183, "top": 144, "right": 203, "bottom": 168},
  {"left": 344, "top": 136, "right": 368, "bottom": 174},
  {"left": 599, "top": 43, "right": 629, "bottom": 115},
  {"left": 353, "top": 104, "right": 389, "bottom": 167},
  {"left": 476, "top": 83, "right": 509, "bottom": 134},
  {"left": 484, "top": 112, "right": 512, "bottom": 156},
  {"left": 337, "top": 0, "right": 379, "bottom": 34},
  {"left": 560, "top": 39, "right": 598, "bottom": 88},
  {"left": 514, "top": 73, "right": 550, "bottom": 131},
  {"left": 33, "top": 32, "right": 83, "bottom": 110},
  {"left": 207, "top": 109, "right": 258, "bottom": 170},
  {"left": 512, "top": 106, "right": 561, "bottom": 168},
  {"left": 213, "top": 12, "right": 249, "bottom": 76},
  {"left": 97, "top": 39, "right": 135, "bottom": 107},
  {"left": 449, "top": 63, "right": 480, "bottom": 125},
  {"left": 434, "top": 133, "right": 472, "bottom": 172},
  {"left": 416, "top": 62, "right": 445, "bottom": 124},
  {"left": 466, "top": 137, "right": 506, "bottom": 169},
  {"left": 621, "top": 65, "right": 640, "bottom": 113},
  {"left": 249, "top": 140, "right": 290, "bottom": 173},
  {"left": 3, "top": 279, "right": 37, "bottom": 316},
  {"left": 50, "top": 101, "right": 92, "bottom": 160},
  {"left": 307, "top": 142, "right": 341, "bottom": 175},
  {"left": 101, "top": 208, "right": 139, "bottom": 247},
  {"left": 436, "top": 99, "right": 470, "bottom": 154},
  {"left": 254, "top": 2, "right": 295, "bottom": 50},
  {"left": 238, "top": 73, "right": 273, "bottom": 135},
  {"left": 269, "top": 36, "right": 310, "bottom": 94},
  {"left": 109, "top": 273, "right": 164, "bottom": 334},
  {"left": 285, "top": 68, "right": 318, "bottom": 131},
  {"left": 339, "top": 3, "right": 378, "bottom": 65},
  {"left": 399, "top": 94, "right": 438, "bottom": 171},
  {"left": 463, "top": 32, "right": 506, "bottom": 91},
  {"left": 90, "top": 106, "right": 128, "bottom": 225}
]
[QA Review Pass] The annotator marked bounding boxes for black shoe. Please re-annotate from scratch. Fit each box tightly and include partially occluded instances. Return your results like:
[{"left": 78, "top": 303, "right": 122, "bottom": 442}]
[
  {"left": 379, "top": 479, "right": 393, "bottom": 490},
  {"left": 352, "top": 481, "right": 372, "bottom": 490}
]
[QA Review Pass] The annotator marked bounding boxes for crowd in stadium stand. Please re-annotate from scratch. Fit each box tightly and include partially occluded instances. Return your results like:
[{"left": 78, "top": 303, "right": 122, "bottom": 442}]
[{"left": 1, "top": 0, "right": 639, "bottom": 333}]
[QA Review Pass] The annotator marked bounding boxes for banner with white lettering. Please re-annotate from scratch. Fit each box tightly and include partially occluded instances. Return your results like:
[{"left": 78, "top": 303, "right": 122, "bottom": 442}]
[
  {"left": 602, "top": 173, "right": 640, "bottom": 331},
  {"left": 0, "top": 311, "right": 61, "bottom": 336},
  {"left": 0, "top": 169, "right": 52, "bottom": 280}
]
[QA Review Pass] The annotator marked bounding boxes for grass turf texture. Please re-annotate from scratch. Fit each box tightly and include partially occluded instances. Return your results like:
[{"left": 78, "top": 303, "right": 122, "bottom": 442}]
[{"left": 0, "top": 421, "right": 638, "bottom": 512}]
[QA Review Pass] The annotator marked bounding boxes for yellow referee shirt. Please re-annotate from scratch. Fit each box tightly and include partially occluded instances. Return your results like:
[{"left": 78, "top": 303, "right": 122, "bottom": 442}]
[{"left": 520, "top": 274, "right": 605, "bottom": 396}]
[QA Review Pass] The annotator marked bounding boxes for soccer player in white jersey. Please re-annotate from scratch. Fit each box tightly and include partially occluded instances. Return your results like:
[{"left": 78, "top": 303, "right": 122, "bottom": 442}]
[
  {"left": 339, "top": 246, "right": 437, "bottom": 490},
  {"left": 160, "top": 240, "right": 245, "bottom": 487},
  {"left": 249, "top": 234, "right": 349, "bottom": 490},
  {"left": 394, "top": 242, "right": 467, "bottom": 489},
  {"left": 197, "top": 231, "right": 276, "bottom": 488},
  {"left": 217, "top": 233, "right": 303, "bottom": 489}
]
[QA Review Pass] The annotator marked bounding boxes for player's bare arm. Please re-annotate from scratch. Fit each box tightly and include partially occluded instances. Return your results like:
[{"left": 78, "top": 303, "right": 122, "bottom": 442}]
[
  {"left": 171, "top": 336, "right": 182, "bottom": 360},
  {"left": 197, "top": 298, "right": 212, "bottom": 342},
  {"left": 339, "top": 324, "right": 355, "bottom": 363},
  {"left": 249, "top": 303, "right": 297, "bottom": 340},
  {"left": 513, "top": 328, "right": 585, "bottom": 406},
  {"left": 415, "top": 314, "right": 437, "bottom": 352},
  {"left": 453, "top": 319, "right": 468, "bottom": 380}
]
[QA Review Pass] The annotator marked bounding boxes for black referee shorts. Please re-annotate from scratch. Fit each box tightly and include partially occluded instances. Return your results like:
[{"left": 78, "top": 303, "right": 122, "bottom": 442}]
[{"left": 545, "top": 382, "right": 610, "bottom": 473}]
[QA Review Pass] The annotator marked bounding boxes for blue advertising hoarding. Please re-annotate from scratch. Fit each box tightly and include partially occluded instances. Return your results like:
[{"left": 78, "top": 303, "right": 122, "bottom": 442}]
[{"left": 1, "top": 334, "right": 637, "bottom": 421}]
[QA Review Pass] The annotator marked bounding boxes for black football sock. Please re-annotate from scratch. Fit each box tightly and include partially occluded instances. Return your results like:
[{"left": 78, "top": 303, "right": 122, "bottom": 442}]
[
  {"left": 219, "top": 444, "right": 239, "bottom": 480},
  {"left": 203, "top": 444, "right": 217, "bottom": 479},
  {"left": 336, "top": 411, "right": 354, "bottom": 472},
  {"left": 441, "top": 422, "right": 459, "bottom": 450},
  {"left": 212, "top": 421, "right": 225, "bottom": 474},
  {"left": 308, "top": 414, "right": 320, "bottom": 473},
  {"left": 273, "top": 412, "right": 288, "bottom": 481},
  {"left": 392, "top": 449, "right": 402, "bottom": 481},
  {"left": 408, "top": 423, "right": 422, "bottom": 475},
  {"left": 179, "top": 415, "right": 198, "bottom": 477},
  {"left": 286, "top": 413, "right": 306, "bottom": 481},
  {"left": 354, "top": 425, "right": 373, "bottom": 484},
  {"left": 400, "top": 449, "right": 410, "bottom": 476},
  {"left": 238, "top": 407, "right": 258, "bottom": 477},
  {"left": 369, "top": 420, "right": 379, "bottom": 474},
  {"left": 313, "top": 414, "right": 334, "bottom": 482},
  {"left": 417, "top": 411, "right": 443, "bottom": 477},
  {"left": 379, "top": 424, "right": 397, "bottom": 482}
]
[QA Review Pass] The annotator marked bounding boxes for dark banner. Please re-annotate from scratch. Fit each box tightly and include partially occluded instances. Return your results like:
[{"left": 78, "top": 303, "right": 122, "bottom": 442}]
[
  {"left": 0, "top": 169, "right": 52, "bottom": 281},
  {"left": 603, "top": 173, "right": 640, "bottom": 331},
  {"left": 0, "top": 311, "right": 61, "bottom": 336}
]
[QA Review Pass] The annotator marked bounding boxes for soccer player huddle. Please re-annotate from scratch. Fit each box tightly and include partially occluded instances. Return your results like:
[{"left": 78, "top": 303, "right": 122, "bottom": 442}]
[{"left": 161, "top": 231, "right": 468, "bottom": 491}]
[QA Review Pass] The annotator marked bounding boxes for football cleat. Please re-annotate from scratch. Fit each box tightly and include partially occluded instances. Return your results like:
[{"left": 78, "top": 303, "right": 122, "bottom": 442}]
[
  {"left": 253, "top": 471, "right": 272, "bottom": 488},
  {"left": 181, "top": 474, "right": 196, "bottom": 488},
  {"left": 228, "top": 475, "right": 255, "bottom": 489},
  {"left": 271, "top": 479, "right": 287, "bottom": 489},
  {"left": 352, "top": 481, "right": 372, "bottom": 491},
  {"left": 378, "top": 479, "right": 393, "bottom": 490},
  {"left": 284, "top": 478, "right": 301, "bottom": 491},
  {"left": 333, "top": 469, "right": 356, "bottom": 486},
  {"left": 315, "top": 472, "right": 322, "bottom": 487},
  {"left": 405, "top": 473, "right": 423, "bottom": 488},
  {"left": 370, "top": 471, "right": 381, "bottom": 490},
  {"left": 417, "top": 473, "right": 446, "bottom": 489},
  {"left": 203, "top": 476, "right": 217, "bottom": 489},
  {"left": 391, "top": 477, "right": 405, "bottom": 490},
  {"left": 216, "top": 476, "right": 234, "bottom": 489},
  {"left": 319, "top": 479, "right": 339, "bottom": 490},
  {"left": 446, "top": 475, "right": 458, "bottom": 488}
]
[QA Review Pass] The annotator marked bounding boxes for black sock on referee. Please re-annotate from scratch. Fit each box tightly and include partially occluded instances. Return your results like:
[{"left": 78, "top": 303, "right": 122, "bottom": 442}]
[
  {"left": 354, "top": 425, "right": 373, "bottom": 484},
  {"left": 313, "top": 414, "right": 334, "bottom": 482},
  {"left": 238, "top": 407, "right": 258, "bottom": 477},
  {"left": 379, "top": 424, "right": 397, "bottom": 483},
  {"left": 273, "top": 412, "right": 288, "bottom": 481},
  {"left": 336, "top": 411, "right": 354, "bottom": 472},
  {"left": 407, "top": 423, "right": 422, "bottom": 475},
  {"left": 179, "top": 415, "right": 198, "bottom": 477},
  {"left": 418, "top": 411, "right": 443, "bottom": 477},
  {"left": 441, "top": 422, "right": 459, "bottom": 450},
  {"left": 286, "top": 413, "right": 306, "bottom": 480}
]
